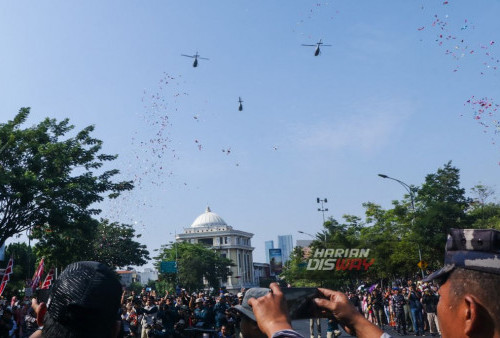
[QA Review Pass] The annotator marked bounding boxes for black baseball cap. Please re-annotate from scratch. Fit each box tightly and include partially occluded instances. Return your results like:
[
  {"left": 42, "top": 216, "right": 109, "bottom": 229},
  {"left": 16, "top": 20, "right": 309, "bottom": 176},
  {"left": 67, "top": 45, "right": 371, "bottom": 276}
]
[{"left": 46, "top": 261, "right": 122, "bottom": 331}]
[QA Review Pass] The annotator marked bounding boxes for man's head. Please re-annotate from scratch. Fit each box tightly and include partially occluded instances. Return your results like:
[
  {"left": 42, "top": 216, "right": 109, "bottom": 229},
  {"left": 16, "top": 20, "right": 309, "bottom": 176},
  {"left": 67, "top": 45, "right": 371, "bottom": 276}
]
[
  {"left": 233, "top": 287, "right": 272, "bottom": 338},
  {"left": 42, "top": 261, "right": 122, "bottom": 338},
  {"left": 436, "top": 268, "right": 500, "bottom": 338},
  {"left": 424, "top": 229, "right": 500, "bottom": 338}
]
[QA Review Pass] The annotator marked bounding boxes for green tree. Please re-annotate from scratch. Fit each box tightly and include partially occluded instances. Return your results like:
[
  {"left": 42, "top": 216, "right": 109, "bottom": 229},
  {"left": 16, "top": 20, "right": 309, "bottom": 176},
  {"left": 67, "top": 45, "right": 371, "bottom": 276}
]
[
  {"left": 0, "top": 108, "right": 133, "bottom": 247},
  {"left": 34, "top": 218, "right": 150, "bottom": 269},
  {"left": 468, "top": 184, "right": 500, "bottom": 229},
  {"left": 281, "top": 246, "right": 316, "bottom": 287},
  {"left": 127, "top": 281, "right": 144, "bottom": 294},
  {"left": 468, "top": 203, "right": 500, "bottom": 230},
  {"left": 155, "top": 242, "right": 234, "bottom": 291},
  {"left": 4, "top": 242, "right": 37, "bottom": 295},
  {"left": 33, "top": 216, "right": 98, "bottom": 268},
  {"left": 414, "top": 161, "right": 471, "bottom": 264},
  {"left": 89, "top": 219, "right": 150, "bottom": 268},
  {"left": 282, "top": 216, "right": 369, "bottom": 289}
]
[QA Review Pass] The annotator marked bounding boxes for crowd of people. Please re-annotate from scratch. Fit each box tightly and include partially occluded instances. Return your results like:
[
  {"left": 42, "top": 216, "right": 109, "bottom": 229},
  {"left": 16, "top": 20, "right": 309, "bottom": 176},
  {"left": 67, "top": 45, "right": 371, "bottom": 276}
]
[
  {"left": 0, "top": 279, "right": 440, "bottom": 338},
  {"left": 0, "top": 296, "right": 39, "bottom": 338},
  {"left": 346, "top": 280, "right": 440, "bottom": 336},
  {"left": 119, "top": 288, "right": 246, "bottom": 337},
  {"left": 0, "top": 228, "right": 498, "bottom": 338}
]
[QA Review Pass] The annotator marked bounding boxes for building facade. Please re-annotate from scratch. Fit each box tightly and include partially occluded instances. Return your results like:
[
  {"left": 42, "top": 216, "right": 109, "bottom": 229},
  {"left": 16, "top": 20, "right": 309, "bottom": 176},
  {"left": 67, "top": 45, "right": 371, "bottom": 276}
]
[
  {"left": 264, "top": 240, "right": 274, "bottom": 264},
  {"left": 138, "top": 268, "right": 159, "bottom": 285},
  {"left": 176, "top": 207, "right": 255, "bottom": 292},
  {"left": 253, "top": 262, "right": 270, "bottom": 286},
  {"left": 117, "top": 270, "right": 138, "bottom": 287}
]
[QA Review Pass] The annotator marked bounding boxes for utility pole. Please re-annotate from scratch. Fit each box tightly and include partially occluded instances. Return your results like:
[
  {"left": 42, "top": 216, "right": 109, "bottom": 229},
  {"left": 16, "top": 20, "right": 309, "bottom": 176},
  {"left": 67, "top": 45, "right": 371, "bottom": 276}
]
[{"left": 316, "top": 198, "right": 328, "bottom": 224}]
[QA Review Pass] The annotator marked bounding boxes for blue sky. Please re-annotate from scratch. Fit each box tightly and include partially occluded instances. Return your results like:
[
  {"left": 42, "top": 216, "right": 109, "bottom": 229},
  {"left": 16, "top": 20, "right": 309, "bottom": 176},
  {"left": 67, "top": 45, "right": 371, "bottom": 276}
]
[{"left": 1, "top": 1, "right": 499, "bottom": 266}]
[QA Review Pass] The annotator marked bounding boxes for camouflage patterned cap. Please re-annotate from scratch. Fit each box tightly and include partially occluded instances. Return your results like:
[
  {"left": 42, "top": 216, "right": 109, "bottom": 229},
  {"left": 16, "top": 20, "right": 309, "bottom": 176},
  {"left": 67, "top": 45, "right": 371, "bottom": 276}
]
[{"left": 423, "top": 228, "right": 500, "bottom": 282}]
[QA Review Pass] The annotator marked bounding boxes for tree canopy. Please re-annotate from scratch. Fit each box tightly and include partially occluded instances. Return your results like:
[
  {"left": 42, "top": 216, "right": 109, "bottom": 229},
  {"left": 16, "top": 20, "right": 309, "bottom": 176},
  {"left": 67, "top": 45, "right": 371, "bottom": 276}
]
[
  {"left": 0, "top": 108, "right": 133, "bottom": 247},
  {"left": 282, "top": 162, "right": 500, "bottom": 287},
  {"left": 4, "top": 243, "right": 36, "bottom": 294},
  {"left": 154, "top": 242, "right": 234, "bottom": 292},
  {"left": 0, "top": 108, "right": 153, "bottom": 271},
  {"left": 33, "top": 218, "right": 150, "bottom": 268}
]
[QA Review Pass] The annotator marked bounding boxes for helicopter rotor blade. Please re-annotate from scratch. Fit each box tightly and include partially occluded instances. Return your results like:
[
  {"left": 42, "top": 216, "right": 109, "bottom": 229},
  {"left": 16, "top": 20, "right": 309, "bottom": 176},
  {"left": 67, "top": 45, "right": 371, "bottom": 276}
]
[
  {"left": 301, "top": 44, "right": 316, "bottom": 47},
  {"left": 181, "top": 54, "right": 195, "bottom": 58},
  {"left": 198, "top": 57, "right": 209, "bottom": 60},
  {"left": 322, "top": 45, "right": 332, "bottom": 47}
]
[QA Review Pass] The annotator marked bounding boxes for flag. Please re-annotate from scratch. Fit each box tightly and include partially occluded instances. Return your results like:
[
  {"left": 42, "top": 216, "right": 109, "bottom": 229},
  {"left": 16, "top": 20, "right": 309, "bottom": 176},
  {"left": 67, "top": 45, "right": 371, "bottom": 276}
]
[
  {"left": 0, "top": 257, "right": 14, "bottom": 296},
  {"left": 41, "top": 267, "right": 54, "bottom": 289},
  {"left": 31, "top": 257, "right": 45, "bottom": 291}
]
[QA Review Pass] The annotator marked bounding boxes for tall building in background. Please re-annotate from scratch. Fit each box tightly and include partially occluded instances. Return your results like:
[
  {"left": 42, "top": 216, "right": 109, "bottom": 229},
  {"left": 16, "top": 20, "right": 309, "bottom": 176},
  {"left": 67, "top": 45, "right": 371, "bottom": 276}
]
[
  {"left": 277, "top": 235, "right": 293, "bottom": 263},
  {"left": 264, "top": 240, "right": 274, "bottom": 263}
]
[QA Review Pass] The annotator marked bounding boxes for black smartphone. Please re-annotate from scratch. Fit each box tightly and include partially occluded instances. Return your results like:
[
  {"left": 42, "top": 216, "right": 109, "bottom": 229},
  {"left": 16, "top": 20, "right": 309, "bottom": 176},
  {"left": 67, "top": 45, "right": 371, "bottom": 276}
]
[{"left": 281, "top": 287, "right": 324, "bottom": 320}]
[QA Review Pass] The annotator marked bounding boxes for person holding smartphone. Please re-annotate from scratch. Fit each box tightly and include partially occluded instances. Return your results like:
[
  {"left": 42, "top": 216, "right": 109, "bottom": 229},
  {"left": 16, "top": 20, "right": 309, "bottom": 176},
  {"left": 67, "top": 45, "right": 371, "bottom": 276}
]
[{"left": 237, "top": 283, "right": 389, "bottom": 338}]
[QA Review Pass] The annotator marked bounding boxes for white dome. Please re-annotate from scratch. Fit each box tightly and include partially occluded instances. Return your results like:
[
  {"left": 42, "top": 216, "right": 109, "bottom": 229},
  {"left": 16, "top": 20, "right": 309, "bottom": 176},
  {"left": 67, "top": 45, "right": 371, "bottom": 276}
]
[{"left": 190, "top": 207, "right": 227, "bottom": 228}]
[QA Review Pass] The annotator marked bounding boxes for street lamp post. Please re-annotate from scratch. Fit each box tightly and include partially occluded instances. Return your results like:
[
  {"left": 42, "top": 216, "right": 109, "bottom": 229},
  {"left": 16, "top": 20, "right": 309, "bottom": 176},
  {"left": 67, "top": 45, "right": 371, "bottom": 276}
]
[
  {"left": 169, "top": 230, "right": 179, "bottom": 286},
  {"left": 378, "top": 174, "right": 424, "bottom": 278},
  {"left": 298, "top": 230, "right": 326, "bottom": 245}
]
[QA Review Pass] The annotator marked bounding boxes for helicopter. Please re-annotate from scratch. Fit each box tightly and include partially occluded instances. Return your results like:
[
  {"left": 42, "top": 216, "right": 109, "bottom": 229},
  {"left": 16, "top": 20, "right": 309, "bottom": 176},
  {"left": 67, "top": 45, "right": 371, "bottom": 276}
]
[
  {"left": 301, "top": 39, "right": 332, "bottom": 56},
  {"left": 238, "top": 97, "right": 243, "bottom": 111},
  {"left": 181, "top": 52, "right": 209, "bottom": 67}
]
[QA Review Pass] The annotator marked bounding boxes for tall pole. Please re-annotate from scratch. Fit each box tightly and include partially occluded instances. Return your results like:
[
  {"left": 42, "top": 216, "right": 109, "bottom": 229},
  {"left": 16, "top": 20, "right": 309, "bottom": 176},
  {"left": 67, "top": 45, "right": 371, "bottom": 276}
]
[
  {"left": 316, "top": 198, "right": 328, "bottom": 224},
  {"left": 170, "top": 231, "right": 179, "bottom": 287},
  {"left": 174, "top": 230, "right": 178, "bottom": 268},
  {"left": 378, "top": 174, "right": 424, "bottom": 279},
  {"left": 174, "top": 230, "right": 179, "bottom": 286},
  {"left": 27, "top": 228, "right": 31, "bottom": 280}
]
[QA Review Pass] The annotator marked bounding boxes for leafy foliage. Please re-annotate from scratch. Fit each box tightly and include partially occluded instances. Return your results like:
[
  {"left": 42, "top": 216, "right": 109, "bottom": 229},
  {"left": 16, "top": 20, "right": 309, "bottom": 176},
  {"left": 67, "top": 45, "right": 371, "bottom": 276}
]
[
  {"left": 0, "top": 108, "right": 133, "bottom": 247},
  {"left": 90, "top": 219, "right": 150, "bottom": 268},
  {"left": 34, "top": 218, "right": 150, "bottom": 268},
  {"left": 4, "top": 242, "right": 37, "bottom": 295},
  {"left": 283, "top": 162, "right": 498, "bottom": 287},
  {"left": 155, "top": 242, "right": 234, "bottom": 291}
]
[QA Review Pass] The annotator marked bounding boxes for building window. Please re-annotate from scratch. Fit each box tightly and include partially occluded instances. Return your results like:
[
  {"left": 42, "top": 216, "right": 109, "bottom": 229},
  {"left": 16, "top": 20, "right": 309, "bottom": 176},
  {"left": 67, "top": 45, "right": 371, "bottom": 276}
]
[
  {"left": 198, "top": 238, "right": 213, "bottom": 246},
  {"left": 225, "top": 237, "right": 229, "bottom": 244}
]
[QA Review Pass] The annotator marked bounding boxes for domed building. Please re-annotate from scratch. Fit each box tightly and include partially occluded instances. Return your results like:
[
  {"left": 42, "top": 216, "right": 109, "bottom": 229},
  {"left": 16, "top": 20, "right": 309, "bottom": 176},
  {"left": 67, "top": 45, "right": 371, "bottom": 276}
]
[{"left": 176, "top": 207, "right": 255, "bottom": 291}]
